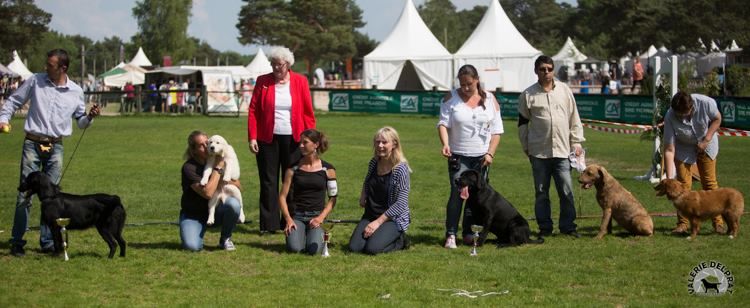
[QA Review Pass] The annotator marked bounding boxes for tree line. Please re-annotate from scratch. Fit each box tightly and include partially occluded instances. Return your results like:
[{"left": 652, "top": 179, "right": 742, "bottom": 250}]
[{"left": 2, "top": 0, "right": 748, "bottom": 83}]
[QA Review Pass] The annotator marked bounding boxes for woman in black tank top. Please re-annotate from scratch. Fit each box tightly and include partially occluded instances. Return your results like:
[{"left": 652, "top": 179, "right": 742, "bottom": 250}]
[{"left": 279, "top": 129, "right": 337, "bottom": 255}]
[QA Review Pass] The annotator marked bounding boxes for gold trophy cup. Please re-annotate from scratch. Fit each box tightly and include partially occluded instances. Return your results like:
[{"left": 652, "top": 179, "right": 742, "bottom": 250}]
[
  {"left": 55, "top": 218, "right": 71, "bottom": 261},
  {"left": 470, "top": 224, "right": 484, "bottom": 256},
  {"left": 321, "top": 221, "right": 335, "bottom": 257}
]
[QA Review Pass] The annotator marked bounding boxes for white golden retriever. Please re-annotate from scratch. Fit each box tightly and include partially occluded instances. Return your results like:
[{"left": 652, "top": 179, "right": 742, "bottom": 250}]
[{"left": 200, "top": 135, "right": 245, "bottom": 225}]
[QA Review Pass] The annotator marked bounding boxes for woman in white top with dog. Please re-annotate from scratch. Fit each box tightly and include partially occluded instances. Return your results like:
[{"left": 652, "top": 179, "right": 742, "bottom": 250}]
[{"left": 437, "top": 64, "right": 504, "bottom": 249}]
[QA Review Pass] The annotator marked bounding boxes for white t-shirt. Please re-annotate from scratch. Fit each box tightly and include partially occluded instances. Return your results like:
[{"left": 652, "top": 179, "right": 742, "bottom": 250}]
[
  {"left": 437, "top": 89, "right": 504, "bottom": 156},
  {"left": 273, "top": 83, "right": 292, "bottom": 135}
]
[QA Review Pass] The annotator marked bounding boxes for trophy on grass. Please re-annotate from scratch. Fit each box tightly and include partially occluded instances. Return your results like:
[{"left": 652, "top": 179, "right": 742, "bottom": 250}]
[
  {"left": 321, "top": 220, "right": 335, "bottom": 257},
  {"left": 55, "top": 218, "right": 71, "bottom": 261},
  {"left": 470, "top": 224, "right": 484, "bottom": 257}
]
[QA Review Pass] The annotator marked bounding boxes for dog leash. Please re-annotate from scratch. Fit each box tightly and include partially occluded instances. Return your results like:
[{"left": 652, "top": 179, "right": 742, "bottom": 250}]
[{"left": 58, "top": 126, "right": 88, "bottom": 185}]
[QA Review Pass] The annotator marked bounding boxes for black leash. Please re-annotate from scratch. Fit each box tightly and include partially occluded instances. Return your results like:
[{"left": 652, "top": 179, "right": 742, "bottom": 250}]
[{"left": 58, "top": 126, "right": 88, "bottom": 185}]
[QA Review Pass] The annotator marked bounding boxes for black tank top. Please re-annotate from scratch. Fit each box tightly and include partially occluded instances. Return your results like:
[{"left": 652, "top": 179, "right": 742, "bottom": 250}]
[
  {"left": 291, "top": 160, "right": 334, "bottom": 213},
  {"left": 364, "top": 171, "right": 391, "bottom": 220}
]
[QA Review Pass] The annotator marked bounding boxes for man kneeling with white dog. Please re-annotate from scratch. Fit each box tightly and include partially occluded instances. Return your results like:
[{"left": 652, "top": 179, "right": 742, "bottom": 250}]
[{"left": 180, "top": 130, "right": 243, "bottom": 251}]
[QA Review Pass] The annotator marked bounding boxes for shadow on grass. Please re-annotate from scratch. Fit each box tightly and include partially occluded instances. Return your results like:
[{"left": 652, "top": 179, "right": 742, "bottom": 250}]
[
  {"left": 128, "top": 241, "right": 184, "bottom": 251},
  {"left": 246, "top": 241, "right": 286, "bottom": 253}
]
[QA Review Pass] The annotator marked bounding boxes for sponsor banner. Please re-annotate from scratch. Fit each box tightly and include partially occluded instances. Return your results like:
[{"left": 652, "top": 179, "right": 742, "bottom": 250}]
[
  {"left": 203, "top": 71, "right": 237, "bottom": 113},
  {"left": 329, "top": 90, "right": 445, "bottom": 115},
  {"left": 329, "top": 90, "right": 750, "bottom": 129}
]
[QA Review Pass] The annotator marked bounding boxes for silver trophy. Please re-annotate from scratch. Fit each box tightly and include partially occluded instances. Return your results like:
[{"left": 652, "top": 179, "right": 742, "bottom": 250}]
[
  {"left": 470, "top": 224, "right": 484, "bottom": 256},
  {"left": 321, "top": 221, "right": 335, "bottom": 257},
  {"left": 56, "top": 218, "right": 71, "bottom": 261}
]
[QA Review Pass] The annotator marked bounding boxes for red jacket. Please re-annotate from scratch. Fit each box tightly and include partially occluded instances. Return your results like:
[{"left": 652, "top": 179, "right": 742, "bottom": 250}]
[{"left": 247, "top": 71, "right": 315, "bottom": 143}]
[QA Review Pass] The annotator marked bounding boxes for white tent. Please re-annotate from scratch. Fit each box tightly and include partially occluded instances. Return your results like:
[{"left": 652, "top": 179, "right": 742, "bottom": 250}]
[
  {"left": 696, "top": 51, "right": 726, "bottom": 76},
  {"left": 709, "top": 40, "right": 721, "bottom": 52},
  {"left": 103, "top": 63, "right": 147, "bottom": 87},
  {"left": 638, "top": 45, "right": 658, "bottom": 59},
  {"left": 129, "top": 47, "right": 153, "bottom": 67},
  {"left": 364, "top": 0, "right": 452, "bottom": 90},
  {"left": 454, "top": 0, "right": 541, "bottom": 92},
  {"left": 726, "top": 40, "right": 742, "bottom": 52},
  {"left": 181, "top": 65, "right": 252, "bottom": 84},
  {"left": 552, "top": 37, "right": 587, "bottom": 76},
  {"left": 7, "top": 50, "right": 33, "bottom": 80},
  {"left": 0, "top": 63, "right": 18, "bottom": 77},
  {"left": 245, "top": 48, "right": 272, "bottom": 81}
]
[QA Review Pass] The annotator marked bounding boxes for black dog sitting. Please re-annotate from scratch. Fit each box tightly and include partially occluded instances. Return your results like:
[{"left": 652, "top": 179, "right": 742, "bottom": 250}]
[
  {"left": 18, "top": 171, "right": 127, "bottom": 258},
  {"left": 456, "top": 170, "right": 543, "bottom": 247}
]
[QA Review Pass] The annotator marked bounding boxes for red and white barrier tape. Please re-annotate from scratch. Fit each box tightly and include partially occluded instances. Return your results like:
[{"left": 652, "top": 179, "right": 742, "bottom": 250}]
[
  {"left": 582, "top": 119, "right": 656, "bottom": 129},
  {"left": 582, "top": 119, "right": 750, "bottom": 137},
  {"left": 582, "top": 123, "right": 650, "bottom": 134},
  {"left": 718, "top": 128, "right": 749, "bottom": 137}
]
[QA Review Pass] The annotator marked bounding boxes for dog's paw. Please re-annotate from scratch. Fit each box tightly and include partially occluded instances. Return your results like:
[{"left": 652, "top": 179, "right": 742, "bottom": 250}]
[
  {"left": 207, "top": 219, "right": 215, "bottom": 226},
  {"left": 729, "top": 235, "right": 735, "bottom": 240},
  {"left": 200, "top": 179, "right": 209, "bottom": 185},
  {"left": 686, "top": 236, "right": 693, "bottom": 241}
]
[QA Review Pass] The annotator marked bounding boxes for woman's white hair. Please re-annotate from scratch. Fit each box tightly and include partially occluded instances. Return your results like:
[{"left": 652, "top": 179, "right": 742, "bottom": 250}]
[{"left": 268, "top": 47, "right": 295, "bottom": 66}]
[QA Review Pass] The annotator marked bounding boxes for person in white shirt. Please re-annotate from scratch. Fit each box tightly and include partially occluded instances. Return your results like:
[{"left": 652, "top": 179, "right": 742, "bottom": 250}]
[{"left": 437, "top": 64, "right": 504, "bottom": 249}]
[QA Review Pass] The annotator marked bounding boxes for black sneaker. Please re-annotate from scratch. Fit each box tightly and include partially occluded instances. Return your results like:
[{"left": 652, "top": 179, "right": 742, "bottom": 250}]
[
  {"left": 538, "top": 230, "right": 552, "bottom": 237},
  {"left": 10, "top": 245, "right": 25, "bottom": 257},
  {"left": 562, "top": 231, "right": 581, "bottom": 238}
]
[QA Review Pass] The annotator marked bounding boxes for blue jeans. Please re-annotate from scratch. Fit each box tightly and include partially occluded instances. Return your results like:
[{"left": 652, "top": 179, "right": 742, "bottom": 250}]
[
  {"left": 179, "top": 197, "right": 241, "bottom": 251},
  {"left": 529, "top": 156, "right": 577, "bottom": 233},
  {"left": 11, "top": 139, "right": 61, "bottom": 249},
  {"left": 348, "top": 219, "right": 404, "bottom": 255},
  {"left": 285, "top": 211, "right": 324, "bottom": 255},
  {"left": 445, "top": 155, "right": 488, "bottom": 237}
]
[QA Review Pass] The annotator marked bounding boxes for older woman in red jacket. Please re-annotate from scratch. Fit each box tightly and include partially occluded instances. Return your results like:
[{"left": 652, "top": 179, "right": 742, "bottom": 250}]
[{"left": 248, "top": 47, "right": 316, "bottom": 234}]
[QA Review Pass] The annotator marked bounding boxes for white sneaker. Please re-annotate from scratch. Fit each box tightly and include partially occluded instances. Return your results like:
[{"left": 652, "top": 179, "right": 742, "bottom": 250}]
[
  {"left": 221, "top": 238, "right": 236, "bottom": 251},
  {"left": 444, "top": 235, "right": 457, "bottom": 249}
]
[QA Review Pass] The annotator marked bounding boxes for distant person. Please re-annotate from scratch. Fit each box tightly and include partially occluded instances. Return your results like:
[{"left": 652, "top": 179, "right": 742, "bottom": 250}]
[
  {"left": 349, "top": 127, "right": 411, "bottom": 255},
  {"left": 123, "top": 82, "right": 135, "bottom": 113},
  {"left": 437, "top": 64, "right": 503, "bottom": 248},
  {"left": 180, "top": 130, "right": 242, "bottom": 251},
  {"left": 147, "top": 81, "right": 158, "bottom": 112},
  {"left": 518, "top": 55, "right": 585, "bottom": 238},
  {"left": 663, "top": 92, "right": 726, "bottom": 235},
  {"left": 314, "top": 67, "right": 325, "bottom": 88},
  {"left": 247, "top": 46, "right": 316, "bottom": 234},
  {"left": 278, "top": 129, "right": 336, "bottom": 255},
  {"left": 169, "top": 80, "right": 179, "bottom": 113},
  {"left": 0, "top": 48, "right": 101, "bottom": 257},
  {"left": 158, "top": 80, "right": 169, "bottom": 112},
  {"left": 631, "top": 58, "right": 644, "bottom": 93}
]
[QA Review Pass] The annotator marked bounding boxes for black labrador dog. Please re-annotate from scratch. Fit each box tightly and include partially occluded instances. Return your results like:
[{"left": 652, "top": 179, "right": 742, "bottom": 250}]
[
  {"left": 456, "top": 170, "right": 543, "bottom": 247},
  {"left": 18, "top": 171, "right": 127, "bottom": 258}
]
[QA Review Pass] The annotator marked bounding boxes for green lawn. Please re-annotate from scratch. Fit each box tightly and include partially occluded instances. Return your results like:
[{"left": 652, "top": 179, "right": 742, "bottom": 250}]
[{"left": 0, "top": 113, "right": 747, "bottom": 306}]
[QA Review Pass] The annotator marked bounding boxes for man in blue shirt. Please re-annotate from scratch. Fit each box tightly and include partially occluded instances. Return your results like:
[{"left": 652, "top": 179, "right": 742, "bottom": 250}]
[{"left": 0, "top": 49, "right": 101, "bottom": 257}]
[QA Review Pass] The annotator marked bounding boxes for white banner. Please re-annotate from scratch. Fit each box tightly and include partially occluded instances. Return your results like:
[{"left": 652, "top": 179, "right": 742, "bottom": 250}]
[{"left": 203, "top": 71, "right": 237, "bottom": 113}]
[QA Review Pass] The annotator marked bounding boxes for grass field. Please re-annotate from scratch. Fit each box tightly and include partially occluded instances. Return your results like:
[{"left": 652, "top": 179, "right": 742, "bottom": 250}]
[{"left": 0, "top": 113, "right": 748, "bottom": 306}]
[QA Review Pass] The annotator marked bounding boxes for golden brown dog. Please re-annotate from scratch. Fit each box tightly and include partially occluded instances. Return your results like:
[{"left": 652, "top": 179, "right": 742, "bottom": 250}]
[
  {"left": 655, "top": 179, "right": 744, "bottom": 239},
  {"left": 578, "top": 164, "right": 653, "bottom": 239}
]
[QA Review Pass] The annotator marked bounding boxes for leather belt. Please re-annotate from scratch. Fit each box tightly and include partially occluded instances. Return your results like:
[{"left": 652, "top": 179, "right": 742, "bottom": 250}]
[{"left": 25, "top": 132, "right": 63, "bottom": 144}]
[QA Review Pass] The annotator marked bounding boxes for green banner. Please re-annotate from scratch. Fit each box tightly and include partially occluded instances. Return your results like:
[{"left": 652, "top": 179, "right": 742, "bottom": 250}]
[
  {"left": 329, "top": 90, "right": 445, "bottom": 115},
  {"left": 329, "top": 90, "right": 750, "bottom": 129},
  {"left": 497, "top": 93, "right": 656, "bottom": 124}
]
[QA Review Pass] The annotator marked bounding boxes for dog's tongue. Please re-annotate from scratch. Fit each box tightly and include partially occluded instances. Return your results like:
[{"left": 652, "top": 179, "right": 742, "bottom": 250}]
[{"left": 460, "top": 186, "right": 469, "bottom": 200}]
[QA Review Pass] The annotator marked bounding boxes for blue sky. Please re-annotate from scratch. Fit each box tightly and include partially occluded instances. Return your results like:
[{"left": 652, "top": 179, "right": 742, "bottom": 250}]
[{"left": 36, "top": 0, "right": 574, "bottom": 56}]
